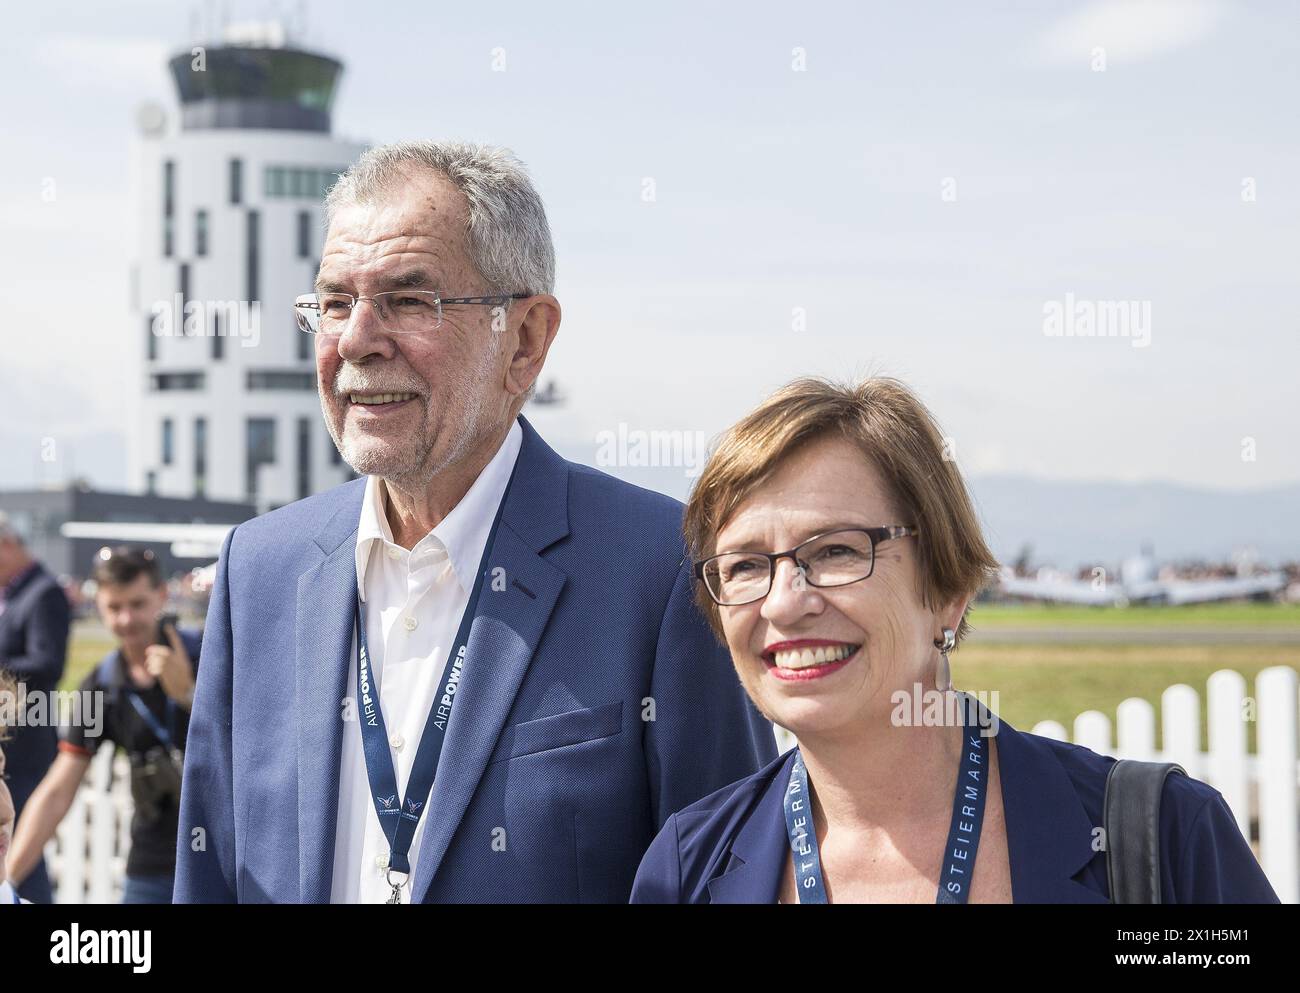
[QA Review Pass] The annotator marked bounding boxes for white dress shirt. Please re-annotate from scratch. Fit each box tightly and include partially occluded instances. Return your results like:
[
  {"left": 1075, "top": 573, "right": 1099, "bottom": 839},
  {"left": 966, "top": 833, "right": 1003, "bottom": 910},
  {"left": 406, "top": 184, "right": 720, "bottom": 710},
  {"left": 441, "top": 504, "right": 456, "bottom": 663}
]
[{"left": 330, "top": 419, "right": 523, "bottom": 903}]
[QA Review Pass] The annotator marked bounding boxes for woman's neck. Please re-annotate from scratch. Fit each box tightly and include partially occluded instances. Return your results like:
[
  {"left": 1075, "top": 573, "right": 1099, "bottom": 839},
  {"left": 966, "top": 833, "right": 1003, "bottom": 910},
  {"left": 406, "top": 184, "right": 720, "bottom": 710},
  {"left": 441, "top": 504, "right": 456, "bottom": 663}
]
[{"left": 796, "top": 706, "right": 965, "bottom": 834}]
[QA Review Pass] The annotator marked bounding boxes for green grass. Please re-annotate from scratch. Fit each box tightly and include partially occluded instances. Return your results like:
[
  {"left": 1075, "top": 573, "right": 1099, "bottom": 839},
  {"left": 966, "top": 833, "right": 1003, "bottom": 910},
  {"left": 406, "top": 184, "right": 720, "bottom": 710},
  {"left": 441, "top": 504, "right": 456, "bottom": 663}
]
[
  {"left": 955, "top": 642, "right": 1300, "bottom": 752},
  {"left": 61, "top": 627, "right": 116, "bottom": 691},
  {"left": 60, "top": 620, "right": 1299, "bottom": 755},
  {"left": 970, "top": 602, "right": 1300, "bottom": 629}
]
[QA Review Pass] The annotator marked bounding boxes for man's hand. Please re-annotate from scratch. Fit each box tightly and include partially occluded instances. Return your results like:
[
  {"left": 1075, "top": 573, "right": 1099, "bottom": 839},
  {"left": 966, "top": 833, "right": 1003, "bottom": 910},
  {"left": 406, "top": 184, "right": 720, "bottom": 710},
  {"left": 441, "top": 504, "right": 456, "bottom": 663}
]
[{"left": 145, "top": 624, "right": 196, "bottom": 709}]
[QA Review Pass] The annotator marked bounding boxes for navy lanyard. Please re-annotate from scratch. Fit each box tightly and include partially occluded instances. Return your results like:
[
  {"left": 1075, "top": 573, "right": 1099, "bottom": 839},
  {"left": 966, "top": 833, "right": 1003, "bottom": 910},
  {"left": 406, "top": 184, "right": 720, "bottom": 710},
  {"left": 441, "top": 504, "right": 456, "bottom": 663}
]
[
  {"left": 354, "top": 464, "right": 516, "bottom": 903},
  {"left": 783, "top": 691, "right": 992, "bottom": 904},
  {"left": 125, "top": 688, "right": 177, "bottom": 750}
]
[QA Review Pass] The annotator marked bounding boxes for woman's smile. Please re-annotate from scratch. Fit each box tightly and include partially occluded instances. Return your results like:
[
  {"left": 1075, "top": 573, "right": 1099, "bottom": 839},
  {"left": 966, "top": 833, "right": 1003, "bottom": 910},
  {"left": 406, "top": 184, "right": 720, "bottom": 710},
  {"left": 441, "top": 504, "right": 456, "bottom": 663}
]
[{"left": 762, "top": 638, "right": 862, "bottom": 681}]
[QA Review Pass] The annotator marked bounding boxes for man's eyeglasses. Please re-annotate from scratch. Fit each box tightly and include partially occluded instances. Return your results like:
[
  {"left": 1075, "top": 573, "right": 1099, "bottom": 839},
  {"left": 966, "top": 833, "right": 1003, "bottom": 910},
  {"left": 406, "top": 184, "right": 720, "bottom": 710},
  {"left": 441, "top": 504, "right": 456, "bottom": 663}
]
[
  {"left": 293, "top": 290, "right": 530, "bottom": 336},
  {"left": 695, "top": 526, "right": 919, "bottom": 606}
]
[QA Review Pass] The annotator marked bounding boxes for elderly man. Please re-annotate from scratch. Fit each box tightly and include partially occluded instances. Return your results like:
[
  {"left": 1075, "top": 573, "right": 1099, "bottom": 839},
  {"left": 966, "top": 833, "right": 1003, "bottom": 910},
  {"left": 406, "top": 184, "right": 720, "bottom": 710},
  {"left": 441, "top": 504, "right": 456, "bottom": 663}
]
[
  {"left": 174, "top": 141, "right": 775, "bottom": 903},
  {"left": 0, "top": 513, "right": 71, "bottom": 904}
]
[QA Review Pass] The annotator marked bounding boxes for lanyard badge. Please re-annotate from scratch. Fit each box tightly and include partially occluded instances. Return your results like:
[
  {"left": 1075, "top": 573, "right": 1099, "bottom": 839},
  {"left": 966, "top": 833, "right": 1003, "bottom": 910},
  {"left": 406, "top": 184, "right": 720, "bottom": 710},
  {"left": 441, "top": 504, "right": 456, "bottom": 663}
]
[
  {"left": 783, "top": 691, "right": 992, "bottom": 904},
  {"left": 353, "top": 461, "right": 517, "bottom": 904}
]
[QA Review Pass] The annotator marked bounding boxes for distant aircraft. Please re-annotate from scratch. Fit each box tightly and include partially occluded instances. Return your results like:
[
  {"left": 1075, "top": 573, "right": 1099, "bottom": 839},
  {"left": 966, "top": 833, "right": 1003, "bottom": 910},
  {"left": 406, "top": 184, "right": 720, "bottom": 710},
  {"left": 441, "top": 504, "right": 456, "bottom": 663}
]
[
  {"left": 529, "top": 380, "right": 565, "bottom": 406},
  {"left": 998, "top": 547, "right": 1287, "bottom": 606}
]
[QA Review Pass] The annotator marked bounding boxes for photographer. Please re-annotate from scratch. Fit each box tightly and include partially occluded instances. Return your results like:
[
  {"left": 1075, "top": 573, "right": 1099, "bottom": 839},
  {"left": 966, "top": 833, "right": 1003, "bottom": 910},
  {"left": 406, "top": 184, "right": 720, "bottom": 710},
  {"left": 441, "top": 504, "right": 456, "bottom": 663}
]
[{"left": 6, "top": 547, "right": 200, "bottom": 904}]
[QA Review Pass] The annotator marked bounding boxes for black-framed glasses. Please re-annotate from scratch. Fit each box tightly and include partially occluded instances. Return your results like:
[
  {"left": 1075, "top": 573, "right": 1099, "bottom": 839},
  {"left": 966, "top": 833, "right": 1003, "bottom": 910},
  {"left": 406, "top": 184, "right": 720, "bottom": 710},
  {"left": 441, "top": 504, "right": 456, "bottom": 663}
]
[
  {"left": 293, "top": 290, "right": 530, "bottom": 336},
  {"left": 694, "top": 526, "right": 919, "bottom": 606}
]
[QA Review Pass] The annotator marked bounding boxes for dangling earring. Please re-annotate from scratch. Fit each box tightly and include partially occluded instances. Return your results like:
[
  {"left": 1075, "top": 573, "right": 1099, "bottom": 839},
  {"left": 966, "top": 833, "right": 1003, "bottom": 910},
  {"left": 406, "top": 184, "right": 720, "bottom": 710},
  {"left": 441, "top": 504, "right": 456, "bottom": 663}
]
[{"left": 933, "top": 627, "right": 955, "bottom": 692}]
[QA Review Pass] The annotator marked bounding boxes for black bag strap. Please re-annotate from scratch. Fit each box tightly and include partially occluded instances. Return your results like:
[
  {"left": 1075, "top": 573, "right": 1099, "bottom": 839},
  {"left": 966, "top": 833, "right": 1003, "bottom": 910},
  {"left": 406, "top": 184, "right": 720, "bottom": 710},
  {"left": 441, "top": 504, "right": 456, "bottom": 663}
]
[{"left": 1103, "top": 759, "right": 1187, "bottom": 903}]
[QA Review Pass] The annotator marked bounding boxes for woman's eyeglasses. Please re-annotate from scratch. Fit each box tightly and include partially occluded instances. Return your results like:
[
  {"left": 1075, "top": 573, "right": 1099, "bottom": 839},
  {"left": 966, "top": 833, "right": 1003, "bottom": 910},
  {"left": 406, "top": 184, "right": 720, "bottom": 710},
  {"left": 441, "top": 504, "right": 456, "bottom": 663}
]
[{"left": 695, "top": 526, "right": 919, "bottom": 606}]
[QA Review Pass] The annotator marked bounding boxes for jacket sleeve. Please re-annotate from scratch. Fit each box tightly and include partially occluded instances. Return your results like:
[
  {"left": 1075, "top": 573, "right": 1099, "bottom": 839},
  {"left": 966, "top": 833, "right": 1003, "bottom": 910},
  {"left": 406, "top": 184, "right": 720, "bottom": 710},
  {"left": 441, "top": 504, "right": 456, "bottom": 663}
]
[
  {"left": 629, "top": 812, "right": 683, "bottom": 903},
  {"left": 1166, "top": 789, "right": 1280, "bottom": 903},
  {"left": 174, "top": 527, "right": 239, "bottom": 903},
  {"left": 3, "top": 584, "right": 70, "bottom": 687},
  {"left": 643, "top": 556, "right": 777, "bottom": 830}
]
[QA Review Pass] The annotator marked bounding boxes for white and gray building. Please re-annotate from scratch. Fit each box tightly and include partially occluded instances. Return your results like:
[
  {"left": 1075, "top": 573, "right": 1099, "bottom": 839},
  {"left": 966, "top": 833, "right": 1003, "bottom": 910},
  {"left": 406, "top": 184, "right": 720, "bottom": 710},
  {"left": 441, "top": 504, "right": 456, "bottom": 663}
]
[{"left": 128, "top": 28, "right": 365, "bottom": 511}]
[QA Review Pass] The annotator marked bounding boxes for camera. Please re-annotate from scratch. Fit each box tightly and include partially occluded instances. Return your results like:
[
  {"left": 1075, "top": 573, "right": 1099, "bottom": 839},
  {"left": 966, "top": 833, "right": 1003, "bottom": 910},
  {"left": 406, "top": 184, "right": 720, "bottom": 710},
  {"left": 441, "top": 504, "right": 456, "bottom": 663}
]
[
  {"left": 155, "top": 612, "right": 179, "bottom": 645},
  {"left": 129, "top": 611, "right": 185, "bottom": 822}
]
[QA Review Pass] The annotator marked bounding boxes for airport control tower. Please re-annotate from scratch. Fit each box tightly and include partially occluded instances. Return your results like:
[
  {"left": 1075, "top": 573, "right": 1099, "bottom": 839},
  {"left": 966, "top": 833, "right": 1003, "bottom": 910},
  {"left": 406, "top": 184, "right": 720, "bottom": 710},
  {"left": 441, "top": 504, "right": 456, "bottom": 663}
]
[{"left": 127, "top": 22, "right": 365, "bottom": 511}]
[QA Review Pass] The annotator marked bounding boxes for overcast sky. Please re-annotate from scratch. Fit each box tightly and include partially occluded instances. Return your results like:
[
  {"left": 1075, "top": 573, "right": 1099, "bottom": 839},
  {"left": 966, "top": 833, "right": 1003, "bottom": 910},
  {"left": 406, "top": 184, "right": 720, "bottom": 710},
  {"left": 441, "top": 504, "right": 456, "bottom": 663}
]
[{"left": 1, "top": 0, "right": 1296, "bottom": 499}]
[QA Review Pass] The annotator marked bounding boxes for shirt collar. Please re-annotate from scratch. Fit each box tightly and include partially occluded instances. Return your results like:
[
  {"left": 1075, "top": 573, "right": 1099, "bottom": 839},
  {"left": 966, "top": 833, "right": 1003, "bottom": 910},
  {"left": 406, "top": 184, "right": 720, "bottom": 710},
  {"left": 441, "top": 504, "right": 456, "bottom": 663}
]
[{"left": 355, "top": 418, "right": 523, "bottom": 604}]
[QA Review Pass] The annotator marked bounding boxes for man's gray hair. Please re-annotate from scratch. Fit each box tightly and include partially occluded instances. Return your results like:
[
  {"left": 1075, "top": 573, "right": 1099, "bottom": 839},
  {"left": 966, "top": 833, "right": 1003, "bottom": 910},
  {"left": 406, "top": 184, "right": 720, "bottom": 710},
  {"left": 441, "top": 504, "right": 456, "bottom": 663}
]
[
  {"left": 325, "top": 140, "right": 556, "bottom": 296},
  {"left": 0, "top": 511, "right": 24, "bottom": 545}
]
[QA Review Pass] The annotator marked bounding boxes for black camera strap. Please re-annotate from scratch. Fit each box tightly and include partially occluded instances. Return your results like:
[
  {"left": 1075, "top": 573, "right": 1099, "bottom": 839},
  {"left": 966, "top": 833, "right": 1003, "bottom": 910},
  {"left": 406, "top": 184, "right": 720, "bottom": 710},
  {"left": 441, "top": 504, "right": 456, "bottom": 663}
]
[{"left": 125, "top": 690, "right": 177, "bottom": 751}]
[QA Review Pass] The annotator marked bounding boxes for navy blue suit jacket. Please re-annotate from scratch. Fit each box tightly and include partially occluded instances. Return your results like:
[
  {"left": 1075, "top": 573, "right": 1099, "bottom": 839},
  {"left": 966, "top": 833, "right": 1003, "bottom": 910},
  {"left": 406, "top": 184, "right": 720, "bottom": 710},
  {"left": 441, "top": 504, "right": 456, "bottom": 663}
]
[
  {"left": 630, "top": 714, "right": 1280, "bottom": 903},
  {"left": 174, "top": 414, "right": 776, "bottom": 902},
  {"left": 0, "top": 562, "right": 71, "bottom": 789}
]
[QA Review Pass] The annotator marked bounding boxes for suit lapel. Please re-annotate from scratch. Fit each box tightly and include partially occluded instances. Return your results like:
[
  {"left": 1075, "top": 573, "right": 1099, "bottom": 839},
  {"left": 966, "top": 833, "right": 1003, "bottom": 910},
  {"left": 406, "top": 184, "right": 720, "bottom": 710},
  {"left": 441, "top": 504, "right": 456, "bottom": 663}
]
[
  {"left": 410, "top": 525, "right": 566, "bottom": 901},
  {"left": 705, "top": 750, "right": 795, "bottom": 904},
  {"left": 410, "top": 415, "right": 570, "bottom": 902},
  {"left": 296, "top": 484, "right": 365, "bottom": 903}
]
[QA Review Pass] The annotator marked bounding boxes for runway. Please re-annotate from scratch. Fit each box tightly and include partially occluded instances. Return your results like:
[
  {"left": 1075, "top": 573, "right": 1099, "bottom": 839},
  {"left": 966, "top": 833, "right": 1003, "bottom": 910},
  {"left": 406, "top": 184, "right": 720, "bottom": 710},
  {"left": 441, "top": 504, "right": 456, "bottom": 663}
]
[{"left": 968, "top": 627, "right": 1300, "bottom": 645}]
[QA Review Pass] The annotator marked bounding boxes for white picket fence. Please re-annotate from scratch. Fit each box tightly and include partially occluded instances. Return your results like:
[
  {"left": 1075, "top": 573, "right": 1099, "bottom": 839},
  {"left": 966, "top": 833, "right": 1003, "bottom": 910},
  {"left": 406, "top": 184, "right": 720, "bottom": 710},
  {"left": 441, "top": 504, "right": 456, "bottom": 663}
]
[
  {"left": 49, "top": 666, "right": 1300, "bottom": 903},
  {"left": 1029, "top": 665, "right": 1299, "bottom": 903},
  {"left": 46, "top": 744, "right": 133, "bottom": 903}
]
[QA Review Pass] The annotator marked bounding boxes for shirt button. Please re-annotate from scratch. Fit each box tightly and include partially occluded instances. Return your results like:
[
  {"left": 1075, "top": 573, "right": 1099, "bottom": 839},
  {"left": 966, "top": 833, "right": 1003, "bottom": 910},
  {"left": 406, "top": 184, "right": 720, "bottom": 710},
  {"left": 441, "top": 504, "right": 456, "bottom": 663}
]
[
  {"left": 375, "top": 853, "right": 389, "bottom": 869},
  {"left": 403, "top": 615, "right": 417, "bottom": 632},
  {"left": 386, "top": 546, "right": 401, "bottom": 560},
  {"left": 390, "top": 733, "right": 404, "bottom": 750}
]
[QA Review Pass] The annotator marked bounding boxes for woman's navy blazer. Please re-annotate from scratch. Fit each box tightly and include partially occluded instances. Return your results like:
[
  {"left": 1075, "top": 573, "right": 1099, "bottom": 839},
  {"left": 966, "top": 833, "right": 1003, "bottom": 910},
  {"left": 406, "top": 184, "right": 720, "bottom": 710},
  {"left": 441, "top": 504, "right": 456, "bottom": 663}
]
[{"left": 630, "top": 712, "right": 1280, "bottom": 903}]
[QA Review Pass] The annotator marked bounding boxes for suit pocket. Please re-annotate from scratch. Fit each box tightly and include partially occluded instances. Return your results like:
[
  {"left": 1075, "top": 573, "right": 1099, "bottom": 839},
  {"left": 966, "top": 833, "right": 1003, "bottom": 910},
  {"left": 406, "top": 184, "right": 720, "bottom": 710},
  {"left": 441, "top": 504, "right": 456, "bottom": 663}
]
[{"left": 491, "top": 701, "right": 624, "bottom": 763}]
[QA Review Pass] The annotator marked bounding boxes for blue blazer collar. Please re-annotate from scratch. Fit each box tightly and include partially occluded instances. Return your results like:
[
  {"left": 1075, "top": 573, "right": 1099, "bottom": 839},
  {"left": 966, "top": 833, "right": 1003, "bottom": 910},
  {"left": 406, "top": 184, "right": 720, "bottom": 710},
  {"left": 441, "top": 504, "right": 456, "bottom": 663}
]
[
  {"left": 706, "top": 716, "right": 1108, "bottom": 904},
  {"left": 293, "top": 413, "right": 571, "bottom": 903},
  {"left": 705, "top": 750, "right": 796, "bottom": 904},
  {"left": 995, "top": 717, "right": 1108, "bottom": 903}
]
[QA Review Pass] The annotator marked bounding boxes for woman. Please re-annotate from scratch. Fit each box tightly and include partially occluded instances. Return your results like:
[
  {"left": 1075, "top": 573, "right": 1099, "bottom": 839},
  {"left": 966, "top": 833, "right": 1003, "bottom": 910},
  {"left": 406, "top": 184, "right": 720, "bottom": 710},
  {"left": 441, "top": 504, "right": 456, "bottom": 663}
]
[
  {"left": 1, "top": 670, "right": 32, "bottom": 905},
  {"left": 630, "top": 377, "right": 1278, "bottom": 903}
]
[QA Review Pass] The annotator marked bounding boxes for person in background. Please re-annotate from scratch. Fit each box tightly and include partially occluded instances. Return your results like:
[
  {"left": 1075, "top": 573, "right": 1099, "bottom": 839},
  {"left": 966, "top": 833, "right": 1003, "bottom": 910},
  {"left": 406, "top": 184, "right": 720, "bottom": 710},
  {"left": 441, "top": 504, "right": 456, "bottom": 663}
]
[
  {"left": 0, "top": 512, "right": 71, "bottom": 903},
  {"left": 1, "top": 670, "right": 31, "bottom": 904},
  {"left": 7, "top": 547, "right": 200, "bottom": 904}
]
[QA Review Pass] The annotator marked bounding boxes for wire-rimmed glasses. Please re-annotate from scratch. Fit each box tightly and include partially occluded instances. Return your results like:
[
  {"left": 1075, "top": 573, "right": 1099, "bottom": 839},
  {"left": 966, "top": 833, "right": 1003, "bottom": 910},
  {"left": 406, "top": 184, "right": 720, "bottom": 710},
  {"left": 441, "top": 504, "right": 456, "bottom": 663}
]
[{"left": 293, "top": 290, "right": 529, "bottom": 335}]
